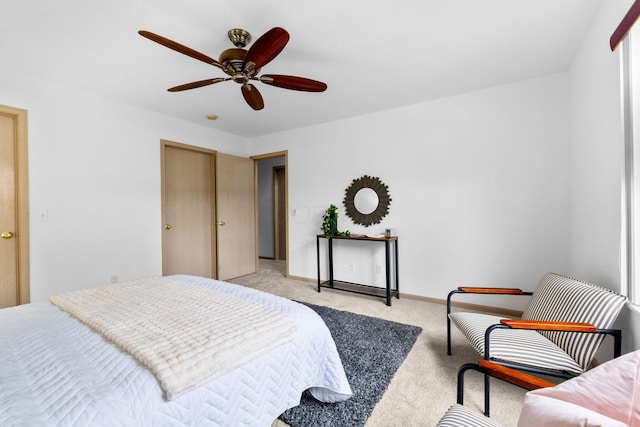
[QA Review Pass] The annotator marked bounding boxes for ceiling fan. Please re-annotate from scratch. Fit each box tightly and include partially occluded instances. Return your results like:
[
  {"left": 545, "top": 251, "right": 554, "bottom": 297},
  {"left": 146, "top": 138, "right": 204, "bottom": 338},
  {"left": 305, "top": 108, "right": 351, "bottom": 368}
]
[{"left": 138, "top": 27, "right": 327, "bottom": 111}]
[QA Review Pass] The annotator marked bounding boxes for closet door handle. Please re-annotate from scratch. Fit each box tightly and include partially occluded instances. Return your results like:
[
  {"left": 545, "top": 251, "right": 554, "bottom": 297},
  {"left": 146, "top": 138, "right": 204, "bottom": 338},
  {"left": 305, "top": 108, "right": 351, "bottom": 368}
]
[
  {"left": 1, "top": 231, "right": 14, "bottom": 239},
  {"left": 216, "top": 221, "right": 226, "bottom": 226}
]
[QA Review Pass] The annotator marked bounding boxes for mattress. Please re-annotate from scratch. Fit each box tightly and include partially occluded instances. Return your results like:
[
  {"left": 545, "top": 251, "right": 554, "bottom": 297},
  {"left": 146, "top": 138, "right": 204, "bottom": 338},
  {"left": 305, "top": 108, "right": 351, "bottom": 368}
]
[{"left": 0, "top": 274, "right": 352, "bottom": 426}]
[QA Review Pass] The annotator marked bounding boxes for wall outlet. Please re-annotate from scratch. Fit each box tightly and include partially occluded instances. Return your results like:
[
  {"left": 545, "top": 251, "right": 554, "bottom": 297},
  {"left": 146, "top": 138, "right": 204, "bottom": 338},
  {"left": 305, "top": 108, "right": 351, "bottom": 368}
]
[
  {"left": 110, "top": 275, "right": 119, "bottom": 284},
  {"left": 375, "top": 265, "right": 383, "bottom": 274},
  {"left": 349, "top": 262, "right": 355, "bottom": 271}
]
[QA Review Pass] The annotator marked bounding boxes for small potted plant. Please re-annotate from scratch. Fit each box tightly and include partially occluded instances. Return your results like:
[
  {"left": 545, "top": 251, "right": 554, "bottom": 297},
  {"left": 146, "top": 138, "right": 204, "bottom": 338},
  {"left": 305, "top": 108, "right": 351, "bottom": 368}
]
[{"left": 321, "top": 204, "right": 350, "bottom": 238}]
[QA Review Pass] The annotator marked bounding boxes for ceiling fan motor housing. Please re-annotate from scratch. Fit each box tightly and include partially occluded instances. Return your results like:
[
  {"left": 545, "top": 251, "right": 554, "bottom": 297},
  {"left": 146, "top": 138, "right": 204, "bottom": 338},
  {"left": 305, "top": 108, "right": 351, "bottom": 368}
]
[{"left": 219, "top": 48, "right": 247, "bottom": 74}]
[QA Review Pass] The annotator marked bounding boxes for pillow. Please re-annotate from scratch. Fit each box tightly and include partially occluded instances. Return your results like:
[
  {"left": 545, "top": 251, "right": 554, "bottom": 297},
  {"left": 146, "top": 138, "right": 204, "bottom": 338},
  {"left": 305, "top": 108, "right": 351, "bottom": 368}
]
[
  {"left": 518, "top": 394, "right": 628, "bottom": 427},
  {"left": 518, "top": 350, "right": 640, "bottom": 426}
]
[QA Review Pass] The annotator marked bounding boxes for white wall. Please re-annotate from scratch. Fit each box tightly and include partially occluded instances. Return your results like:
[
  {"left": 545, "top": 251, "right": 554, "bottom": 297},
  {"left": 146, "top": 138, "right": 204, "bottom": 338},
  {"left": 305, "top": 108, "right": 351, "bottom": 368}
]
[
  {"left": 251, "top": 73, "right": 571, "bottom": 305},
  {"left": 568, "top": 0, "right": 640, "bottom": 352},
  {"left": 0, "top": 71, "right": 248, "bottom": 301}
]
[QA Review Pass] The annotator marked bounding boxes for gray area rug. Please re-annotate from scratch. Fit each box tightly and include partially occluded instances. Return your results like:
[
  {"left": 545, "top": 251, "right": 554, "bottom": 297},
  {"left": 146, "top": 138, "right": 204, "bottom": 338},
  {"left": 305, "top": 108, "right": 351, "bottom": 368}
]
[{"left": 279, "top": 302, "right": 422, "bottom": 427}]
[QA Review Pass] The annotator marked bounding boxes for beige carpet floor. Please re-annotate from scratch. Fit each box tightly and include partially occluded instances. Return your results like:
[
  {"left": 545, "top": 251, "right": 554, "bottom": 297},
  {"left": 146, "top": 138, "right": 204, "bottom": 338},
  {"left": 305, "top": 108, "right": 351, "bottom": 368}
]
[{"left": 228, "top": 259, "right": 527, "bottom": 427}]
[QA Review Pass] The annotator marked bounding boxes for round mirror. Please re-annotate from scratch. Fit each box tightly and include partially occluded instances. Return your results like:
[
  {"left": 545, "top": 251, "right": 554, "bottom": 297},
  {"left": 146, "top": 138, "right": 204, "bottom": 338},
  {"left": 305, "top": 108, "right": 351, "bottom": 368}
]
[
  {"left": 354, "top": 188, "right": 379, "bottom": 214},
  {"left": 344, "top": 175, "right": 391, "bottom": 227}
]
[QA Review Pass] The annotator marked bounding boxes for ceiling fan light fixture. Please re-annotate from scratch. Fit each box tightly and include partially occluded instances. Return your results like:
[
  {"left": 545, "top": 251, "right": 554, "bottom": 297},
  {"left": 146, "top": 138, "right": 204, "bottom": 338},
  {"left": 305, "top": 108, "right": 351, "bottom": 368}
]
[
  {"left": 206, "top": 115, "right": 218, "bottom": 120},
  {"left": 227, "top": 28, "right": 251, "bottom": 48}
]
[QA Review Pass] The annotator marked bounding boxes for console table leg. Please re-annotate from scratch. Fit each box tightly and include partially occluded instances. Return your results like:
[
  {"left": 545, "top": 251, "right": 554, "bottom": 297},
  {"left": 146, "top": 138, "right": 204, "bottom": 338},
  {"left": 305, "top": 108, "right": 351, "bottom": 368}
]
[
  {"left": 316, "top": 236, "right": 321, "bottom": 292},
  {"left": 395, "top": 239, "right": 400, "bottom": 299},
  {"left": 385, "top": 240, "right": 391, "bottom": 306},
  {"left": 328, "top": 237, "right": 334, "bottom": 287}
]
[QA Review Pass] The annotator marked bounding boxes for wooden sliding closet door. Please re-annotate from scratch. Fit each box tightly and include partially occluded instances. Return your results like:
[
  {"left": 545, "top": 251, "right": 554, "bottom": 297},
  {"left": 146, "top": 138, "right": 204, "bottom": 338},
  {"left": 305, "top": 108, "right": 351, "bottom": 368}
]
[
  {"left": 161, "top": 142, "right": 257, "bottom": 281},
  {"left": 162, "top": 142, "right": 216, "bottom": 278}
]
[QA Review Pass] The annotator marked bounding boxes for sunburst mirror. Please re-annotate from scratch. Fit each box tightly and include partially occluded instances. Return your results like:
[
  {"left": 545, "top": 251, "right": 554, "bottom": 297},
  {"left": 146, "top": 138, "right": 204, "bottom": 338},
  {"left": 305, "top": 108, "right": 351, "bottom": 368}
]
[{"left": 343, "top": 175, "right": 391, "bottom": 227}]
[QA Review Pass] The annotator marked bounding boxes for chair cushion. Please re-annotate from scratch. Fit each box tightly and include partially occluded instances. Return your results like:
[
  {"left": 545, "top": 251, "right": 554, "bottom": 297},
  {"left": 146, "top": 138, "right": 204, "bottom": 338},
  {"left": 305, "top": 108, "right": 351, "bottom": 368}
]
[
  {"left": 448, "top": 312, "right": 583, "bottom": 374},
  {"left": 522, "top": 273, "right": 627, "bottom": 371},
  {"left": 436, "top": 404, "right": 504, "bottom": 427}
]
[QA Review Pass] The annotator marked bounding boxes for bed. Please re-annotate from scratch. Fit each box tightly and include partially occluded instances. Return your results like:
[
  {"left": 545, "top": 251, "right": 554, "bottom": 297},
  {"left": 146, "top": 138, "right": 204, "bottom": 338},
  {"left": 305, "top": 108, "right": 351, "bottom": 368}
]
[{"left": 0, "top": 274, "right": 352, "bottom": 426}]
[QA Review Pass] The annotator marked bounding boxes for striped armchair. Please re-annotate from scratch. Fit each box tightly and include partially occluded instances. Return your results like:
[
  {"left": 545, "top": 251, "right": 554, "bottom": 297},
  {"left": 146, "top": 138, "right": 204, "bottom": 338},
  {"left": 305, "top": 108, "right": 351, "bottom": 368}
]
[{"left": 446, "top": 272, "right": 626, "bottom": 412}]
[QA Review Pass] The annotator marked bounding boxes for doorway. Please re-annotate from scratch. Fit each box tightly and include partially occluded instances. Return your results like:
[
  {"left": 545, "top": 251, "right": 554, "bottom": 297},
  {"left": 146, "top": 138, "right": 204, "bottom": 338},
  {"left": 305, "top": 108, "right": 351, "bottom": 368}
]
[
  {"left": 0, "top": 104, "right": 29, "bottom": 307},
  {"left": 273, "top": 165, "right": 286, "bottom": 260},
  {"left": 253, "top": 151, "right": 288, "bottom": 276}
]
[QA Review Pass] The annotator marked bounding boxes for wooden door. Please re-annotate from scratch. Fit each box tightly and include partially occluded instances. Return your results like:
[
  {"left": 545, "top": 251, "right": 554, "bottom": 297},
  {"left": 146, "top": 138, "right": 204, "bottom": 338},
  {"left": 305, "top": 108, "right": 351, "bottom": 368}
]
[
  {"left": 162, "top": 141, "right": 216, "bottom": 278},
  {"left": 0, "top": 105, "right": 29, "bottom": 308},
  {"left": 216, "top": 153, "right": 257, "bottom": 280},
  {"left": 274, "top": 166, "right": 286, "bottom": 260}
]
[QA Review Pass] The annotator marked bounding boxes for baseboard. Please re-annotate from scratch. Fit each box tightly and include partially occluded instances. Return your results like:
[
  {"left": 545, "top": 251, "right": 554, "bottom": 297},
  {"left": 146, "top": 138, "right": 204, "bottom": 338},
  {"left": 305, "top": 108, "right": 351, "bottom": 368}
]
[
  {"left": 401, "top": 292, "right": 524, "bottom": 317},
  {"left": 288, "top": 275, "right": 523, "bottom": 317},
  {"left": 286, "top": 274, "right": 315, "bottom": 283}
]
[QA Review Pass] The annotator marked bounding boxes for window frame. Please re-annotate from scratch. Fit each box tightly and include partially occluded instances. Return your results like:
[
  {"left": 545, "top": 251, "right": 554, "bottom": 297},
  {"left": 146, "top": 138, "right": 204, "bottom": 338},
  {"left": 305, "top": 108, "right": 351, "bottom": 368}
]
[
  {"left": 615, "top": 1, "right": 640, "bottom": 304},
  {"left": 621, "top": 26, "right": 640, "bottom": 304},
  {"left": 622, "top": 35, "right": 635, "bottom": 303}
]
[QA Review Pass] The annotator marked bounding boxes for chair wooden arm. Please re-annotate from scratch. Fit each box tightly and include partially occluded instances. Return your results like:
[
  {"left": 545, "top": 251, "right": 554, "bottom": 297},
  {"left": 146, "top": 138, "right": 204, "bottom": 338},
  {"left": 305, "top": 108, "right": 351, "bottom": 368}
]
[
  {"left": 500, "top": 319, "right": 597, "bottom": 332},
  {"left": 457, "top": 360, "right": 556, "bottom": 416},
  {"left": 478, "top": 359, "right": 556, "bottom": 390},
  {"left": 457, "top": 286, "right": 526, "bottom": 294}
]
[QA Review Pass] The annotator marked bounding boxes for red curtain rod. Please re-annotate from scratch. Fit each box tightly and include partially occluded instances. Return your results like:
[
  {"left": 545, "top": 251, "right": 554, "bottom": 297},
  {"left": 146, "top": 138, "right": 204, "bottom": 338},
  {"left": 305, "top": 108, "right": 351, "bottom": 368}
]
[{"left": 611, "top": 0, "right": 640, "bottom": 51}]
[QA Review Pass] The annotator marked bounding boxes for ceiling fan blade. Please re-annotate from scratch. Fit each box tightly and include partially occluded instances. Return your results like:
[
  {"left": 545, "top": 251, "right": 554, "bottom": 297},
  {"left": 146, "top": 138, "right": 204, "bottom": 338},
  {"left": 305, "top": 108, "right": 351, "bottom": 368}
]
[
  {"left": 243, "top": 27, "right": 289, "bottom": 74},
  {"left": 168, "top": 78, "right": 228, "bottom": 92},
  {"left": 241, "top": 84, "right": 264, "bottom": 110},
  {"left": 259, "top": 74, "right": 327, "bottom": 92},
  {"left": 138, "top": 30, "right": 224, "bottom": 69}
]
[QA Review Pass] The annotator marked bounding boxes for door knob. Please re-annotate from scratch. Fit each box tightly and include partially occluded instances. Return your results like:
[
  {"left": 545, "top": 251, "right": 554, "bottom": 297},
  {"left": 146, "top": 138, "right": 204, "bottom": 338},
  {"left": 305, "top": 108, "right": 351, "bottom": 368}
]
[
  {"left": 216, "top": 221, "right": 226, "bottom": 226},
  {"left": 164, "top": 224, "right": 172, "bottom": 230},
  {"left": 2, "top": 231, "right": 14, "bottom": 239}
]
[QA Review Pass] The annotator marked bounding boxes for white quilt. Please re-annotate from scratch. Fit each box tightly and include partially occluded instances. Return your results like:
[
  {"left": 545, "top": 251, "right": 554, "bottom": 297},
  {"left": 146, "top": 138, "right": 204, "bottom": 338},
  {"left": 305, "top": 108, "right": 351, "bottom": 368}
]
[
  {"left": 0, "top": 275, "right": 352, "bottom": 426},
  {"left": 49, "top": 277, "right": 296, "bottom": 400}
]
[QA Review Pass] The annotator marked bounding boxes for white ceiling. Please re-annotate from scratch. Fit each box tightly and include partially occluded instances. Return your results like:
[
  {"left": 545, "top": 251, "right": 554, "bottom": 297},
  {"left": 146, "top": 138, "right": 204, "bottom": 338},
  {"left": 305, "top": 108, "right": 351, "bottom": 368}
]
[{"left": 0, "top": 0, "right": 604, "bottom": 138}]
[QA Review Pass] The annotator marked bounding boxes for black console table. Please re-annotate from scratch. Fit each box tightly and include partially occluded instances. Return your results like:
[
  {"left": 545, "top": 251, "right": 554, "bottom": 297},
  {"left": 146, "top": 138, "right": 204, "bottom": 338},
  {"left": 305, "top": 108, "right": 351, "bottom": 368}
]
[{"left": 316, "top": 234, "right": 399, "bottom": 306}]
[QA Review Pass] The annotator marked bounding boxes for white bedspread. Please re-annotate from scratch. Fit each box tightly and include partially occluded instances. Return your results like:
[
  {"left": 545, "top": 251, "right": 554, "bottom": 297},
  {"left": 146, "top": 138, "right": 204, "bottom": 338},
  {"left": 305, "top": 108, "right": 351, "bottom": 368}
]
[
  {"left": 49, "top": 277, "right": 296, "bottom": 400},
  {"left": 0, "top": 275, "right": 352, "bottom": 426}
]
